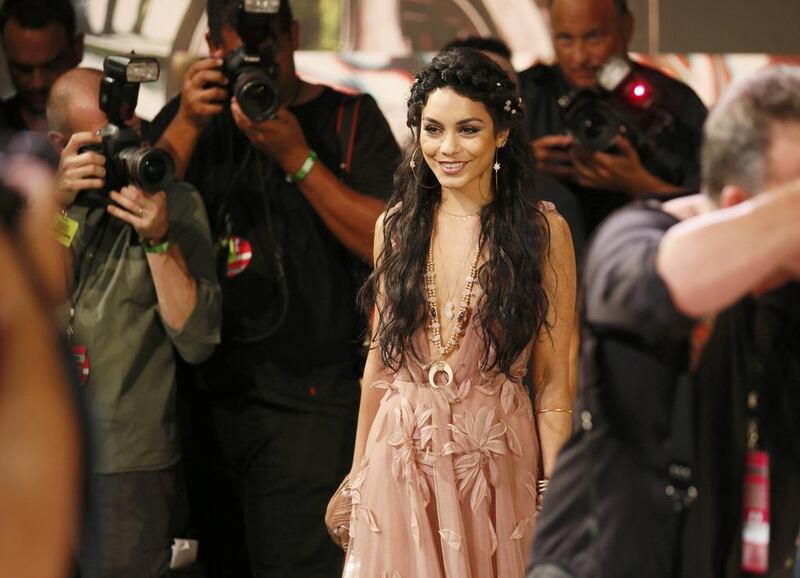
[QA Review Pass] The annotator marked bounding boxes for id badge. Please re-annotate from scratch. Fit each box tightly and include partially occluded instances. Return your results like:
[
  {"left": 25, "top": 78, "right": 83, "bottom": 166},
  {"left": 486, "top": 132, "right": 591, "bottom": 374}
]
[
  {"left": 71, "top": 345, "right": 90, "bottom": 385},
  {"left": 741, "top": 449, "right": 770, "bottom": 574},
  {"left": 53, "top": 213, "right": 79, "bottom": 247}
]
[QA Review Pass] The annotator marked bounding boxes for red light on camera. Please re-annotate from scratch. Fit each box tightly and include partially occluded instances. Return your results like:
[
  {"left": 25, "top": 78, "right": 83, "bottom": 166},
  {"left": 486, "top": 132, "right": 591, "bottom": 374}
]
[{"left": 624, "top": 80, "right": 652, "bottom": 107}]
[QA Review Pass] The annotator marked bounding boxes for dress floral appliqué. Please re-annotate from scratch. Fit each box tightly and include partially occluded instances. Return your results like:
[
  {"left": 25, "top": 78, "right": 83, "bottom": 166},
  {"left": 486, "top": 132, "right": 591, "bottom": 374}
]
[
  {"left": 443, "top": 406, "right": 507, "bottom": 513},
  {"left": 342, "top": 316, "right": 541, "bottom": 578}
]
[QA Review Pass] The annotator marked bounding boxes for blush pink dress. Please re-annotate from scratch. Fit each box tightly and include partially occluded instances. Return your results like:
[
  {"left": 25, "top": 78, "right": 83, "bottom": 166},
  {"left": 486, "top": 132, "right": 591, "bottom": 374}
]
[{"left": 342, "top": 316, "right": 540, "bottom": 578}]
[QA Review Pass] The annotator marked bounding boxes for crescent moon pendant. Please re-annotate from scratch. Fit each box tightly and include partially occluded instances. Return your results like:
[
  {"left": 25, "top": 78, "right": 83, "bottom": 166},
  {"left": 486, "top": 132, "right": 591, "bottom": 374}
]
[{"left": 428, "top": 360, "right": 454, "bottom": 389}]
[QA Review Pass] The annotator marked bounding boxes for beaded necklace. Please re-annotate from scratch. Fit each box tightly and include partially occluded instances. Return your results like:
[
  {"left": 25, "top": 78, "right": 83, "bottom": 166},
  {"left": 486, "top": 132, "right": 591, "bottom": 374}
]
[{"left": 425, "top": 225, "right": 480, "bottom": 387}]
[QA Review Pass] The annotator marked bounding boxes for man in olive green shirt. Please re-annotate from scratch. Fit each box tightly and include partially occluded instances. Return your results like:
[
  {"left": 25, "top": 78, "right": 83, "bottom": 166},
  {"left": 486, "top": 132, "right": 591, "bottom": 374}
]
[{"left": 46, "top": 68, "right": 221, "bottom": 577}]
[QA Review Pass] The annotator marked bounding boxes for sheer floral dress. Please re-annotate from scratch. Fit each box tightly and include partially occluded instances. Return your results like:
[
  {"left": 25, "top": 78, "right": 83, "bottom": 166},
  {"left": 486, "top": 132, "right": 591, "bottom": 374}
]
[{"left": 342, "top": 314, "right": 540, "bottom": 578}]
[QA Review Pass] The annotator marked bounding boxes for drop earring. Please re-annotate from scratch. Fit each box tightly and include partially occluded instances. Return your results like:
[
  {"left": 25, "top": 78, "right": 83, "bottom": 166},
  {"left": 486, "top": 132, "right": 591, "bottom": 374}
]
[{"left": 493, "top": 147, "right": 501, "bottom": 193}]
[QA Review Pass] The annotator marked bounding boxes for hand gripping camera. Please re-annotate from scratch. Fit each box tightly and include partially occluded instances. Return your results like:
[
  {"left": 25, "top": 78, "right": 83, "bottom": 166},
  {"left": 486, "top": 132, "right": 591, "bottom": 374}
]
[
  {"left": 77, "top": 54, "right": 175, "bottom": 206},
  {"left": 558, "top": 55, "right": 676, "bottom": 152},
  {"left": 221, "top": 0, "right": 283, "bottom": 121}
]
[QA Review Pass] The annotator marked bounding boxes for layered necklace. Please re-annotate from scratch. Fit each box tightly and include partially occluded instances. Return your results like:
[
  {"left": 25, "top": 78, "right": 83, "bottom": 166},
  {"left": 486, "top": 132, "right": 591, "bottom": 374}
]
[{"left": 425, "top": 220, "right": 481, "bottom": 388}]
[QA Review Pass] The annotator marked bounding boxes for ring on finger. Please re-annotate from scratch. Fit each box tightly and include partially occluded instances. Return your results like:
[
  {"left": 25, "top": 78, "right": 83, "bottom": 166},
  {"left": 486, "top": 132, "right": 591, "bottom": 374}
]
[{"left": 137, "top": 205, "right": 144, "bottom": 216}]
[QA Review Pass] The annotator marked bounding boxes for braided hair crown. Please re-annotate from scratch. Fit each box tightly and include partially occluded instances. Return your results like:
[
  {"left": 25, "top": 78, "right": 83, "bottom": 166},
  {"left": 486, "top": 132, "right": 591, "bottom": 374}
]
[{"left": 407, "top": 48, "right": 523, "bottom": 132}]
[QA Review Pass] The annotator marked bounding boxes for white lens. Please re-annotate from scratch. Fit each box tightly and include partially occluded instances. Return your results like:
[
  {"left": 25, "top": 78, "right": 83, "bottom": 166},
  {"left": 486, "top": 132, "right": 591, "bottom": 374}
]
[
  {"left": 244, "top": 0, "right": 280, "bottom": 13},
  {"left": 126, "top": 61, "right": 159, "bottom": 83}
]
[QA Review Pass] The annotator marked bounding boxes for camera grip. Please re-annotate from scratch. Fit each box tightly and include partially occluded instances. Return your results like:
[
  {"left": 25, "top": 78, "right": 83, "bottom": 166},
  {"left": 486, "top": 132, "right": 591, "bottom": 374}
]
[{"left": 77, "top": 142, "right": 104, "bottom": 155}]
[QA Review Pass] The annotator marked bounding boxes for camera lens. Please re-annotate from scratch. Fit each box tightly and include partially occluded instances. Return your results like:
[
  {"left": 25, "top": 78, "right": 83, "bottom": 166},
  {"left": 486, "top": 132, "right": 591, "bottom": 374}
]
[
  {"left": 119, "top": 146, "right": 175, "bottom": 192},
  {"left": 562, "top": 91, "right": 621, "bottom": 151},
  {"left": 141, "top": 155, "right": 167, "bottom": 184},
  {"left": 234, "top": 67, "right": 280, "bottom": 122},
  {"left": 580, "top": 110, "right": 609, "bottom": 141}
]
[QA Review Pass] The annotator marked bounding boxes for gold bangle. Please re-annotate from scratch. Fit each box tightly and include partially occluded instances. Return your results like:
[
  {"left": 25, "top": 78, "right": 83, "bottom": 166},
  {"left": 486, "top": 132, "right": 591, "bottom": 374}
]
[
  {"left": 535, "top": 408, "right": 573, "bottom": 415},
  {"left": 536, "top": 478, "right": 549, "bottom": 511}
]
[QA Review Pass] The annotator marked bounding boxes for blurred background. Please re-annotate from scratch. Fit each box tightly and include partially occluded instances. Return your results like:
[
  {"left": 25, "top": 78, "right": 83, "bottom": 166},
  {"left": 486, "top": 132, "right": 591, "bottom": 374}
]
[{"left": 1, "top": 0, "right": 798, "bottom": 142}]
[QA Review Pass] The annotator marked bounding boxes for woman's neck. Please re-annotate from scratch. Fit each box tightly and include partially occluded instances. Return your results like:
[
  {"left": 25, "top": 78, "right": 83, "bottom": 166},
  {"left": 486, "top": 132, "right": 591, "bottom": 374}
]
[{"left": 439, "top": 172, "right": 493, "bottom": 215}]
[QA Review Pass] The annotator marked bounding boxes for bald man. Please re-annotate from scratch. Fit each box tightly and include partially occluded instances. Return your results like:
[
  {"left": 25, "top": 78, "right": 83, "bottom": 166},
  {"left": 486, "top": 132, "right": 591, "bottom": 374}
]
[
  {"left": 518, "top": 0, "right": 707, "bottom": 234},
  {"left": 46, "top": 68, "right": 145, "bottom": 205},
  {"left": 46, "top": 68, "right": 221, "bottom": 578}
]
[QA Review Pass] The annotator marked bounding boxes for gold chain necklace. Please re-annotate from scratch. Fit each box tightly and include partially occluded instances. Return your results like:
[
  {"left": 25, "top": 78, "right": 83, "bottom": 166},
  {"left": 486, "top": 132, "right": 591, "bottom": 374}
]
[
  {"left": 425, "top": 226, "right": 480, "bottom": 388},
  {"left": 439, "top": 206, "right": 480, "bottom": 219}
]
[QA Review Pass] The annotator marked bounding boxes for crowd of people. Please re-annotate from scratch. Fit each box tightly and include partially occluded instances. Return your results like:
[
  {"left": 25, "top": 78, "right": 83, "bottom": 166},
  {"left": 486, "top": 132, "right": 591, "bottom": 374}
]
[{"left": 0, "top": 0, "right": 797, "bottom": 577}]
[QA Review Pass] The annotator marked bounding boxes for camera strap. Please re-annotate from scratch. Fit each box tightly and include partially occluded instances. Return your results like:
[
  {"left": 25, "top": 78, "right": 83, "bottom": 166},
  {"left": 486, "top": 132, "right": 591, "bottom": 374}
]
[
  {"left": 334, "top": 92, "right": 373, "bottom": 360},
  {"left": 217, "top": 136, "right": 290, "bottom": 344},
  {"left": 66, "top": 209, "right": 112, "bottom": 385},
  {"left": 249, "top": 149, "right": 289, "bottom": 341},
  {"left": 211, "top": 93, "right": 365, "bottom": 344},
  {"left": 335, "top": 94, "right": 364, "bottom": 184},
  {"left": 212, "top": 120, "right": 263, "bottom": 283},
  {"left": 741, "top": 301, "right": 772, "bottom": 574},
  {"left": 68, "top": 210, "right": 111, "bottom": 326}
]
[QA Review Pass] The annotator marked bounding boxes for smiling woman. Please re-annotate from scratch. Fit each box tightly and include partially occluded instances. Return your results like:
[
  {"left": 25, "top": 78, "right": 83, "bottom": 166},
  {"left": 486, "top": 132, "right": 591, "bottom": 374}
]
[
  {"left": 326, "top": 48, "right": 577, "bottom": 578},
  {"left": 419, "top": 86, "right": 507, "bottom": 199}
]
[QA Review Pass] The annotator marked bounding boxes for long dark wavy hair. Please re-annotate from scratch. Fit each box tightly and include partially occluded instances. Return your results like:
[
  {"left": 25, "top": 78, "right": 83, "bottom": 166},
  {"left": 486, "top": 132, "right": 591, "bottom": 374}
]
[{"left": 362, "top": 48, "right": 551, "bottom": 378}]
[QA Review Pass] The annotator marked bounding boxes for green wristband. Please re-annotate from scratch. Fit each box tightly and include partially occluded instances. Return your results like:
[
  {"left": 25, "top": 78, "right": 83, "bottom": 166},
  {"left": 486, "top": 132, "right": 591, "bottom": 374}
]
[
  {"left": 286, "top": 149, "right": 318, "bottom": 184},
  {"left": 142, "top": 238, "right": 171, "bottom": 254}
]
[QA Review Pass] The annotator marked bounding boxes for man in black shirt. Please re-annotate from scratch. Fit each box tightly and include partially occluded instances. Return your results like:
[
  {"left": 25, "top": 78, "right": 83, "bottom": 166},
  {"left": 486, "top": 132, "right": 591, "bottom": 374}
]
[
  {"left": 149, "top": 1, "right": 399, "bottom": 576},
  {"left": 0, "top": 0, "right": 83, "bottom": 133},
  {"left": 528, "top": 65, "right": 800, "bottom": 578},
  {"left": 518, "top": 0, "right": 707, "bottom": 234}
]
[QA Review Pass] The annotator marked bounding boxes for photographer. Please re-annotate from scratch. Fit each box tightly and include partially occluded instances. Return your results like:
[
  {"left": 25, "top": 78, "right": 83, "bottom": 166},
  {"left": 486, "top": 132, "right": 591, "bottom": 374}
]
[
  {"left": 518, "top": 0, "right": 707, "bottom": 234},
  {"left": 149, "top": 1, "right": 398, "bottom": 576},
  {"left": 527, "top": 66, "right": 800, "bottom": 578},
  {"left": 47, "top": 67, "right": 221, "bottom": 578},
  {"left": 0, "top": 0, "right": 83, "bottom": 133}
]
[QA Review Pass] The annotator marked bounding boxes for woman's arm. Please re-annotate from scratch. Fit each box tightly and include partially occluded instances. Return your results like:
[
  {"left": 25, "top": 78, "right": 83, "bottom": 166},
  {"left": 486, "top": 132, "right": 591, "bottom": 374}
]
[
  {"left": 349, "top": 212, "right": 393, "bottom": 472},
  {"left": 531, "top": 211, "right": 577, "bottom": 477}
]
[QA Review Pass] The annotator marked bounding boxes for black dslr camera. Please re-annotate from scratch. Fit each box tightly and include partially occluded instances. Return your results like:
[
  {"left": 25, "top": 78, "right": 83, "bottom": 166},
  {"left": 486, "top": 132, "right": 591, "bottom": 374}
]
[
  {"left": 558, "top": 55, "right": 676, "bottom": 152},
  {"left": 77, "top": 54, "right": 175, "bottom": 206},
  {"left": 221, "top": 0, "right": 283, "bottom": 121}
]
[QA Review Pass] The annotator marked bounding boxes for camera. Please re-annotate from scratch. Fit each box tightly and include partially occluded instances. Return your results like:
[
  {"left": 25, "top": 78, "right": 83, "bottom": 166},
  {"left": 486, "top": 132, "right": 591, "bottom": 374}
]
[
  {"left": 218, "top": 0, "right": 284, "bottom": 122},
  {"left": 558, "top": 55, "right": 675, "bottom": 152},
  {"left": 221, "top": 46, "right": 280, "bottom": 122},
  {"left": 77, "top": 54, "right": 175, "bottom": 206}
]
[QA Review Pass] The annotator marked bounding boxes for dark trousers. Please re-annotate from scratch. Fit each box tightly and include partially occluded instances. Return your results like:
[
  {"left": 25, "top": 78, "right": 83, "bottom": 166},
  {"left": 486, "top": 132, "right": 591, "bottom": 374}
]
[
  {"left": 184, "top": 391, "right": 356, "bottom": 578},
  {"left": 79, "top": 463, "right": 191, "bottom": 578}
]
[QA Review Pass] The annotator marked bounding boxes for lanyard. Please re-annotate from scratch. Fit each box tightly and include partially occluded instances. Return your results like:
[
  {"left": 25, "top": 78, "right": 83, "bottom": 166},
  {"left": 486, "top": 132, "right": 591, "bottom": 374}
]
[
  {"left": 66, "top": 210, "right": 110, "bottom": 342},
  {"left": 741, "top": 305, "right": 771, "bottom": 575}
]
